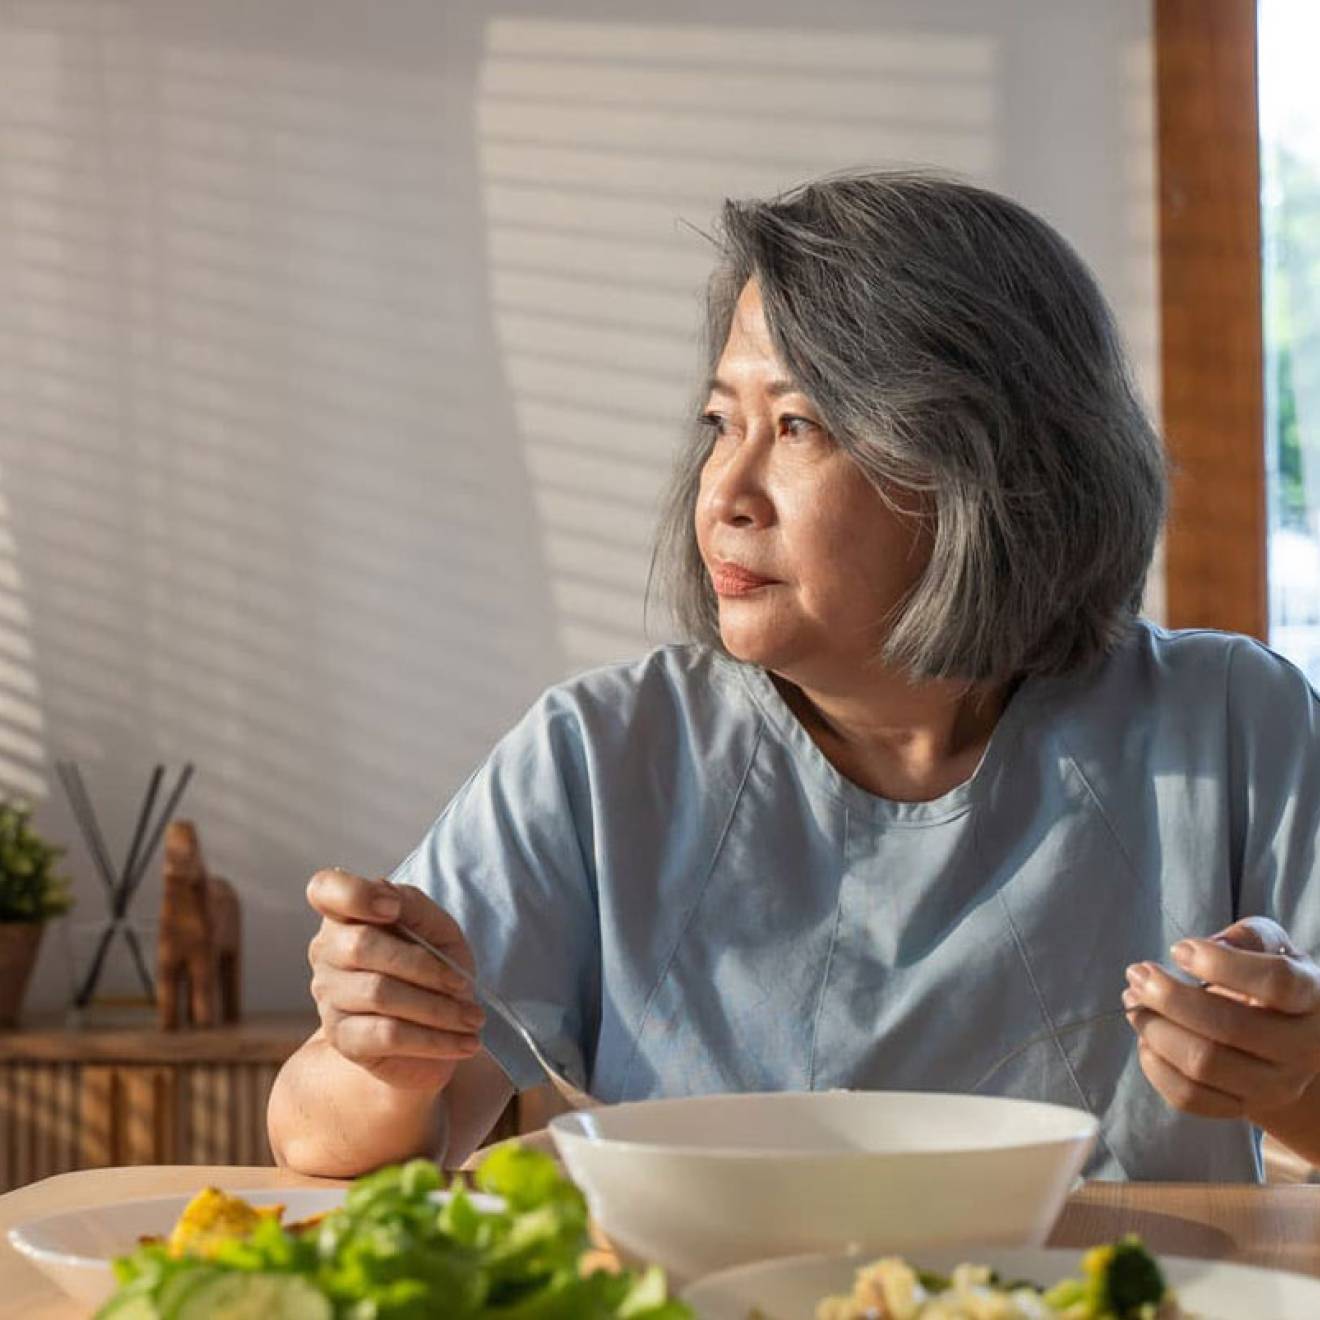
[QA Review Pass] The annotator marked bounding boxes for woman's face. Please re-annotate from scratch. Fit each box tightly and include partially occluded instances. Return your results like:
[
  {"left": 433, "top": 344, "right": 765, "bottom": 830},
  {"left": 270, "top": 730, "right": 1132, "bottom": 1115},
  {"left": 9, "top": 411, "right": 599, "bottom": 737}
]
[{"left": 695, "top": 280, "right": 932, "bottom": 688}]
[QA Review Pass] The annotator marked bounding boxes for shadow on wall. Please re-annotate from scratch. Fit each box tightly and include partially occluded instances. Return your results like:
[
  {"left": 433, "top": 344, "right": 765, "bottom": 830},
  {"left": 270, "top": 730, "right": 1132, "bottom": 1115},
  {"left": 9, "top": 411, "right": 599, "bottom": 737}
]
[
  {"left": 0, "top": 479, "right": 47, "bottom": 802},
  {"left": 0, "top": 0, "right": 567, "bottom": 1013},
  {"left": 477, "top": 14, "right": 999, "bottom": 668}
]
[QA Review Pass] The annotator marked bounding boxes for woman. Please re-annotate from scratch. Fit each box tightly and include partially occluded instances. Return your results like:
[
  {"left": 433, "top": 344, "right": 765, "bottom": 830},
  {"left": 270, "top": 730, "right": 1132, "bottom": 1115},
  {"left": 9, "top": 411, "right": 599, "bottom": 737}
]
[{"left": 269, "top": 172, "right": 1320, "bottom": 1182}]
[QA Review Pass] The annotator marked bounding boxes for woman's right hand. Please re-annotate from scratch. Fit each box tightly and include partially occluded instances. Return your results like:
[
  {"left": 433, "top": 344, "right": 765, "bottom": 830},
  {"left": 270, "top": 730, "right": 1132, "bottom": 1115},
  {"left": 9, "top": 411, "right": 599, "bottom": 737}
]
[{"left": 306, "top": 869, "right": 486, "bottom": 1092}]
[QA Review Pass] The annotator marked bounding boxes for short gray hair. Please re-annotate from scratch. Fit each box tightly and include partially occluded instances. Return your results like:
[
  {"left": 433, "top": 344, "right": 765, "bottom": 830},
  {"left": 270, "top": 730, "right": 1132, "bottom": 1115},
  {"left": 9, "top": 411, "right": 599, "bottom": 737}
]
[{"left": 652, "top": 170, "right": 1168, "bottom": 681}]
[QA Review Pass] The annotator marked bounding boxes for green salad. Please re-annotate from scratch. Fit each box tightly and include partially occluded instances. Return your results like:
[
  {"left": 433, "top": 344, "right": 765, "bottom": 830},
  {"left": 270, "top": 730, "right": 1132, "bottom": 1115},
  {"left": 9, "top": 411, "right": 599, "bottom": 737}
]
[
  {"left": 813, "top": 1237, "right": 1182, "bottom": 1319},
  {"left": 97, "top": 1145, "right": 692, "bottom": 1319}
]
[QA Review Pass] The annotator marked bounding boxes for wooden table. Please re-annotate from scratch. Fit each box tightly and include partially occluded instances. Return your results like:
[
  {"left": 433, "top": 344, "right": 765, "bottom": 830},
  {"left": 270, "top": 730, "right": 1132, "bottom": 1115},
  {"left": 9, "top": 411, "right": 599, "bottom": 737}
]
[{"left": 2, "top": 1161, "right": 1318, "bottom": 1317}]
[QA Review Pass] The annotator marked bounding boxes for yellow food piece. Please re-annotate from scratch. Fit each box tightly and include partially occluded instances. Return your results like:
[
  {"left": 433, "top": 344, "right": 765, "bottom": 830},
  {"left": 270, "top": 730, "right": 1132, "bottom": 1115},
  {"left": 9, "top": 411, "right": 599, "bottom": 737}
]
[
  {"left": 817, "top": 1256, "right": 924, "bottom": 1319},
  {"left": 166, "top": 1187, "right": 283, "bottom": 1259},
  {"left": 1081, "top": 1243, "right": 1115, "bottom": 1280}
]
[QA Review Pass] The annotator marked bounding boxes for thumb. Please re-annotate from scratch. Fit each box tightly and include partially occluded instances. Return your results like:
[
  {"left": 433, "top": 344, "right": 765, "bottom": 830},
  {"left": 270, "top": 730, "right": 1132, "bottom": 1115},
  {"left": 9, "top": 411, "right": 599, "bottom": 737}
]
[
  {"left": 1207, "top": 915, "right": 1299, "bottom": 957},
  {"left": 393, "top": 881, "right": 477, "bottom": 977}
]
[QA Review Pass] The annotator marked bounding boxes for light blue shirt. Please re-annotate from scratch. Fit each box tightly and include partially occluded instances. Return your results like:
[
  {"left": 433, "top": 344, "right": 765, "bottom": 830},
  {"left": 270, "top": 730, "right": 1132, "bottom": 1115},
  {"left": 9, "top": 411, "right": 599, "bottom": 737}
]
[{"left": 394, "top": 621, "right": 1320, "bottom": 1181}]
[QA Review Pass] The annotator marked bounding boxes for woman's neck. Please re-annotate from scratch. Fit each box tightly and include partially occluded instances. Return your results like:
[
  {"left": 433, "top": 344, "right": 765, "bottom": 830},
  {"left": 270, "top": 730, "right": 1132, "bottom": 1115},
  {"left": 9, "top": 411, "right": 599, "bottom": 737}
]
[{"left": 773, "top": 667, "right": 1015, "bottom": 803}]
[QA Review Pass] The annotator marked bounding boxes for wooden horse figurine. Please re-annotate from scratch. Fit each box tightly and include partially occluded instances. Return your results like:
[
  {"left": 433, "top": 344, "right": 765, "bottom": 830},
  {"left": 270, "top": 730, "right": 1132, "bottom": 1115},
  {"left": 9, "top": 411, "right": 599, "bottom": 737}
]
[{"left": 156, "top": 820, "right": 241, "bottom": 1029}]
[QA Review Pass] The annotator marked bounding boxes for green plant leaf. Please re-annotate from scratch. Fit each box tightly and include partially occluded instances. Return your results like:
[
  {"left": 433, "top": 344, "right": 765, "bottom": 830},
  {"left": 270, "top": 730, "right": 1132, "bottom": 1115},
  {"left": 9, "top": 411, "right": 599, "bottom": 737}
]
[{"left": 0, "top": 798, "right": 74, "bottom": 921}]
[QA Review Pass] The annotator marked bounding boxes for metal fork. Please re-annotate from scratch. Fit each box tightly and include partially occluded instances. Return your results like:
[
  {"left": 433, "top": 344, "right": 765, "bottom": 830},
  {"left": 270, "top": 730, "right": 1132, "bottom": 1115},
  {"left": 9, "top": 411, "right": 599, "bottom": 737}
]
[
  {"left": 392, "top": 922, "right": 597, "bottom": 1111},
  {"left": 971, "top": 961, "right": 1207, "bottom": 1092},
  {"left": 971, "top": 1007, "right": 1130, "bottom": 1092}
]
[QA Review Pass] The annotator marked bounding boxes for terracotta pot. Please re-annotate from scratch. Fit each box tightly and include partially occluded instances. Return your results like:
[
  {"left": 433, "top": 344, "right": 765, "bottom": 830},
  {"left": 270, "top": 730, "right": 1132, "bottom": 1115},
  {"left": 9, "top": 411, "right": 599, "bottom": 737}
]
[{"left": 0, "top": 921, "right": 45, "bottom": 1028}]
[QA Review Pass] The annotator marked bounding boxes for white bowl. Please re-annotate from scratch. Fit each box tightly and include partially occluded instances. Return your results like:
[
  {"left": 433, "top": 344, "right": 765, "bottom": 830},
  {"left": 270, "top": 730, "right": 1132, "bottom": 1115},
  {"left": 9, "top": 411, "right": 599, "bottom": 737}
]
[
  {"left": 682, "top": 1245, "right": 1320, "bottom": 1318},
  {"left": 7, "top": 1185, "right": 501, "bottom": 1308},
  {"left": 550, "top": 1091, "right": 1097, "bottom": 1284}
]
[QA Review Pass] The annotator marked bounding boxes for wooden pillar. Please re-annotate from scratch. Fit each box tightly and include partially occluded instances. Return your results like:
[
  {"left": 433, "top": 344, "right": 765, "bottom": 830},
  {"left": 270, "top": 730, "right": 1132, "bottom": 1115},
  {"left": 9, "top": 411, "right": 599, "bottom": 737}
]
[{"left": 1156, "top": 0, "right": 1266, "bottom": 638}]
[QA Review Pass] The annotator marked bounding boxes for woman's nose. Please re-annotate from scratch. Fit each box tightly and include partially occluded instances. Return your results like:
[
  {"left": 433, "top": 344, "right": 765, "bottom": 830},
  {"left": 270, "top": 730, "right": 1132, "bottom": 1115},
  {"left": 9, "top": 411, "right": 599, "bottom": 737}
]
[{"left": 706, "top": 436, "right": 774, "bottom": 529}]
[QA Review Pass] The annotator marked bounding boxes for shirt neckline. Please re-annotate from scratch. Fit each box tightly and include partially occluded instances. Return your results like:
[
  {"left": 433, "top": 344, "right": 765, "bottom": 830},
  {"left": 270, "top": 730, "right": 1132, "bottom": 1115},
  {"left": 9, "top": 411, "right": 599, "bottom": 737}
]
[{"left": 723, "top": 655, "right": 1042, "bottom": 826}]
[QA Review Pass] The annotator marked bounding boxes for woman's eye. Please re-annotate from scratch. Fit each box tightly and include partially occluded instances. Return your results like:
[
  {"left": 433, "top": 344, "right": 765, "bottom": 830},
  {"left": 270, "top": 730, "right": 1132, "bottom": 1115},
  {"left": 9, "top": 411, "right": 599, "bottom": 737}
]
[
  {"left": 698, "top": 411, "right": 729, "bottom": 437},
  {"left": 779, "top": 414, "right": 818, "bottom": 438}
]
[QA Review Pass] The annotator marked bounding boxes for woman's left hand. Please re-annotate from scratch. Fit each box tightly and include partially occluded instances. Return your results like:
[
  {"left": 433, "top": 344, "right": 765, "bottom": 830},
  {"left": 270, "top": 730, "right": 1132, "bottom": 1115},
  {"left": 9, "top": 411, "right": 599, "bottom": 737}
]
[{"left": 1123, "top": 917, "right": 1320, "bottom": 1123}]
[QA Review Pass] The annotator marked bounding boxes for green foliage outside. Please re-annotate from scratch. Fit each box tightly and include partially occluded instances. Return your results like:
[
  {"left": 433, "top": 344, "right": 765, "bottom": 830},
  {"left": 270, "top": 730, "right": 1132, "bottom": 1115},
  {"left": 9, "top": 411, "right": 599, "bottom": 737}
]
[
  {"left": 1266, "top": 145, "right": 1320, "bottom": 530},
  {"left": 0, "top": 800, "right": 71, "bottom": 922}
]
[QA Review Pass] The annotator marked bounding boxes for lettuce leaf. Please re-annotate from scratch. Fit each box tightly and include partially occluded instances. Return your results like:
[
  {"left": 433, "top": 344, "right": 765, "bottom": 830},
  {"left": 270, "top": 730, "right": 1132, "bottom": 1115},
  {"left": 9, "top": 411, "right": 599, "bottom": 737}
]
[{"left": 96, "top": 1148, "right": 691, "bottom": 1320}]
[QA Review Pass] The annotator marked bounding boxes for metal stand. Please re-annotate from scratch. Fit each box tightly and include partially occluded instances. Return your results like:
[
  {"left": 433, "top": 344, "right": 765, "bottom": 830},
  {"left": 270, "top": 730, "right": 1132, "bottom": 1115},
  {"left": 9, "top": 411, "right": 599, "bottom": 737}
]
[{"left": 56, "top": 762, "right": 194, "bottom": 1009}]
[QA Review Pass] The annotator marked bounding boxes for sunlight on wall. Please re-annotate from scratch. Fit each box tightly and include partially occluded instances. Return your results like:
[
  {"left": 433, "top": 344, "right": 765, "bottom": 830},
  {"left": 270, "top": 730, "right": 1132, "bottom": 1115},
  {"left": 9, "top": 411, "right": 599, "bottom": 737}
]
[
  {"left": 0, "top": 481, "right": 47, "bottom": 801},
  {"left": 0, "top": 0, "right": 563, "bottom": 1011},
  {"left": 477, "top": 17, "right": 999, "bottom": 669}
]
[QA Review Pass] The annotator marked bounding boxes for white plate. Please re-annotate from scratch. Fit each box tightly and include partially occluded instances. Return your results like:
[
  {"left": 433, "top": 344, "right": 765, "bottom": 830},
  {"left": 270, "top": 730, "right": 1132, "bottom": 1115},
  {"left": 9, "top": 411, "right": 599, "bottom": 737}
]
[
  {"left": 7, "top": 1185, "right": 501, "bottom": 1308},
  {"left": 682, "top": 1245, "right": 1320, "bottom": 1319}
]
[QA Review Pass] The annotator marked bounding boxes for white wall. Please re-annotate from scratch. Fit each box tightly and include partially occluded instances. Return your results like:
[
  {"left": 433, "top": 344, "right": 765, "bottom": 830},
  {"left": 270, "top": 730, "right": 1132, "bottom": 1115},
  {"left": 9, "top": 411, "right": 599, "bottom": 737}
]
[{"left": 0, "top": 0, "right": 1158, "bottom": 1015}]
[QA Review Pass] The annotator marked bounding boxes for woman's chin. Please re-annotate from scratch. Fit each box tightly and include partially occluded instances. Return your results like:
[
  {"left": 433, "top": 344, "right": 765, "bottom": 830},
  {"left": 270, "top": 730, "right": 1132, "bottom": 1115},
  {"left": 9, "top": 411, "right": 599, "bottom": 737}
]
[{"left": 717, "top": 624, "right": 792, "bottom": 671}]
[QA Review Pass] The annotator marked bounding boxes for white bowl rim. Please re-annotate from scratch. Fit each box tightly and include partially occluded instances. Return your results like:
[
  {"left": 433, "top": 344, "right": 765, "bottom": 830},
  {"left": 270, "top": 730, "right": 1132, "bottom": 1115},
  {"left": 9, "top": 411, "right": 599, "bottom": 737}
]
[
  {"left": 6, "top": 1185, "right": 502, "bottom": 1276},
  {"left": 678, "top": 1242, "right": 1320, "bottom": 1302},
  {"left": 550, "top": 1089, "right": 1099, "bottom": 1160}
]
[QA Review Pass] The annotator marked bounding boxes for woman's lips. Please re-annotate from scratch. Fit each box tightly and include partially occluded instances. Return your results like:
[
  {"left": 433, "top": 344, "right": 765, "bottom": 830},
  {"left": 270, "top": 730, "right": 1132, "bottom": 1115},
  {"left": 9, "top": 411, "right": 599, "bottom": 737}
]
[{"left": 710, "top": 562, "right": 777, "bottom": 597}]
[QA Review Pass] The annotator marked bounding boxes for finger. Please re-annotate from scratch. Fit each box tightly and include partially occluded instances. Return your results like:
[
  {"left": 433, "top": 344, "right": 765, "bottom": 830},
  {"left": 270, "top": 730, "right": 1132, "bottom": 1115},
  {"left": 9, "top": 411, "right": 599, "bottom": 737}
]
[
  {"left": 323, "top": 968, "right": 486, "bottom": 1036},
  {"left": 1170, "top": 939, "right": 1320, "bottom": 1015},
  {"left": 319, "top": 922, "right": 477, "bottom": 1000},
  {"left": 1125, "top": 1002, "right": 1286, "bottom": 1102},
  {"left": 394, "top": 883, "right": 478, "bottom": 977},
  {"left": 1124, "top": 962, "right": 1302, "bottom": 1064},
  {"left": 1134, "top": 1038, "right": 1246, "bottom": 1119},
  {"left": 332, "top": 1013, "right": 482, "bottom": 1065},
  {"left": 1207, "top": 916, "right": 1299, "bottom": 956},
  {"left": 306, "top": 868, "right": 402, "bottom": 924},
  {"left": 1190, "top": 918, "right": 1304, "bottom": 1008}
]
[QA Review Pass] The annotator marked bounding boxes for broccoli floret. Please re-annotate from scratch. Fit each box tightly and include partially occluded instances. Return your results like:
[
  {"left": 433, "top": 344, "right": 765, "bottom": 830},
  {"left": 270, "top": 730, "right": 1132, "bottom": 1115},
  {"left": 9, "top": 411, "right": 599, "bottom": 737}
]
[{"left": 1083, "top": 1236, "right": 1167, "bottom": 1316}]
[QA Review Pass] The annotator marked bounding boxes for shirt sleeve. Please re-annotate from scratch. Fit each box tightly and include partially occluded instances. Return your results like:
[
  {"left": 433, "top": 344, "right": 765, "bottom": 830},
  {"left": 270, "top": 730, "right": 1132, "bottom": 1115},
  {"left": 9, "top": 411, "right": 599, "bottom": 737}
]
[
  {"left": 390, "top": 689, "right": 600, "bottom": 1092},
  {"left": 1228, "top": 636, "right": 1320, "bottom": 959}
]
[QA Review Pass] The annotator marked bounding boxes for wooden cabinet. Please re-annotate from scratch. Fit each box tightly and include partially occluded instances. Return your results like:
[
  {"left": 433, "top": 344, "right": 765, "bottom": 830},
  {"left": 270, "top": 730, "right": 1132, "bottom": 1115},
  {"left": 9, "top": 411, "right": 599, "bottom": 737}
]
[
  {"left": 0, "top": 1017, "right": 314, "bottom": 1191},
  {"left": 0, "top": 1017, "right": 574, "bottom": 1192}
]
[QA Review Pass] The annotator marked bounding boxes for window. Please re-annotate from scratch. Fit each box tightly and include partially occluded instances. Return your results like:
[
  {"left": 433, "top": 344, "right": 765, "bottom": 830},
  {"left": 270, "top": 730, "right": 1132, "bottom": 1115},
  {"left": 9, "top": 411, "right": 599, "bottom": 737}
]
[{"left": 1261, "top": 0, "right": 1320, "bottom": 681}]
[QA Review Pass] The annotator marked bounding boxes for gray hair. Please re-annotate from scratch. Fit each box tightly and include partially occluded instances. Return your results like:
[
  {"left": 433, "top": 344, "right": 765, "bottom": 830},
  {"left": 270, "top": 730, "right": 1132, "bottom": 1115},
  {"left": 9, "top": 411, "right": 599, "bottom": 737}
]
[{"left": 651, "top": 170, "right": 1168, "bottom": 681}]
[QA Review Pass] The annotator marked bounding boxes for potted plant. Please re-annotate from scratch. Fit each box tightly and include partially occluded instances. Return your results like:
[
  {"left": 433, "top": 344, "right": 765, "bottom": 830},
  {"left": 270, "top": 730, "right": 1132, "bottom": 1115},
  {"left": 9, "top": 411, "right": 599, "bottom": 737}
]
[{"left": 0, "top": 801, "right": 71, "bottom": 1027}]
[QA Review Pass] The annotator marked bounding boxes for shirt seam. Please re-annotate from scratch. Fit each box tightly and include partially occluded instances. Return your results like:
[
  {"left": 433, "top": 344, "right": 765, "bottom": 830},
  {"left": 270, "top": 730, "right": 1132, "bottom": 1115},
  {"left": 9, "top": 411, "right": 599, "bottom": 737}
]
[
  {"left": 1055, "top": 739, "right": 1193, "bottom": 944},
  {"left": 616, "top": 718, "right": 765, "bottom": 1098},
  {"left": 807, "top": 804, "right": 848, "bottom": 1090},
  {"left": 996, "top": 887, "right": 1129, "bottom": 1178}
]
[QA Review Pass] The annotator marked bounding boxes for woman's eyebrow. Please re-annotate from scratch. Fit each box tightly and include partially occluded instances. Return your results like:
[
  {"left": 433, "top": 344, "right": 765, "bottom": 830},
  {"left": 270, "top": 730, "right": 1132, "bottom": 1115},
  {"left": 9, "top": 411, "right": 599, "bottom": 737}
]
[{"left": 705, "top": 376, "right": 800, "bottom": 399}]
